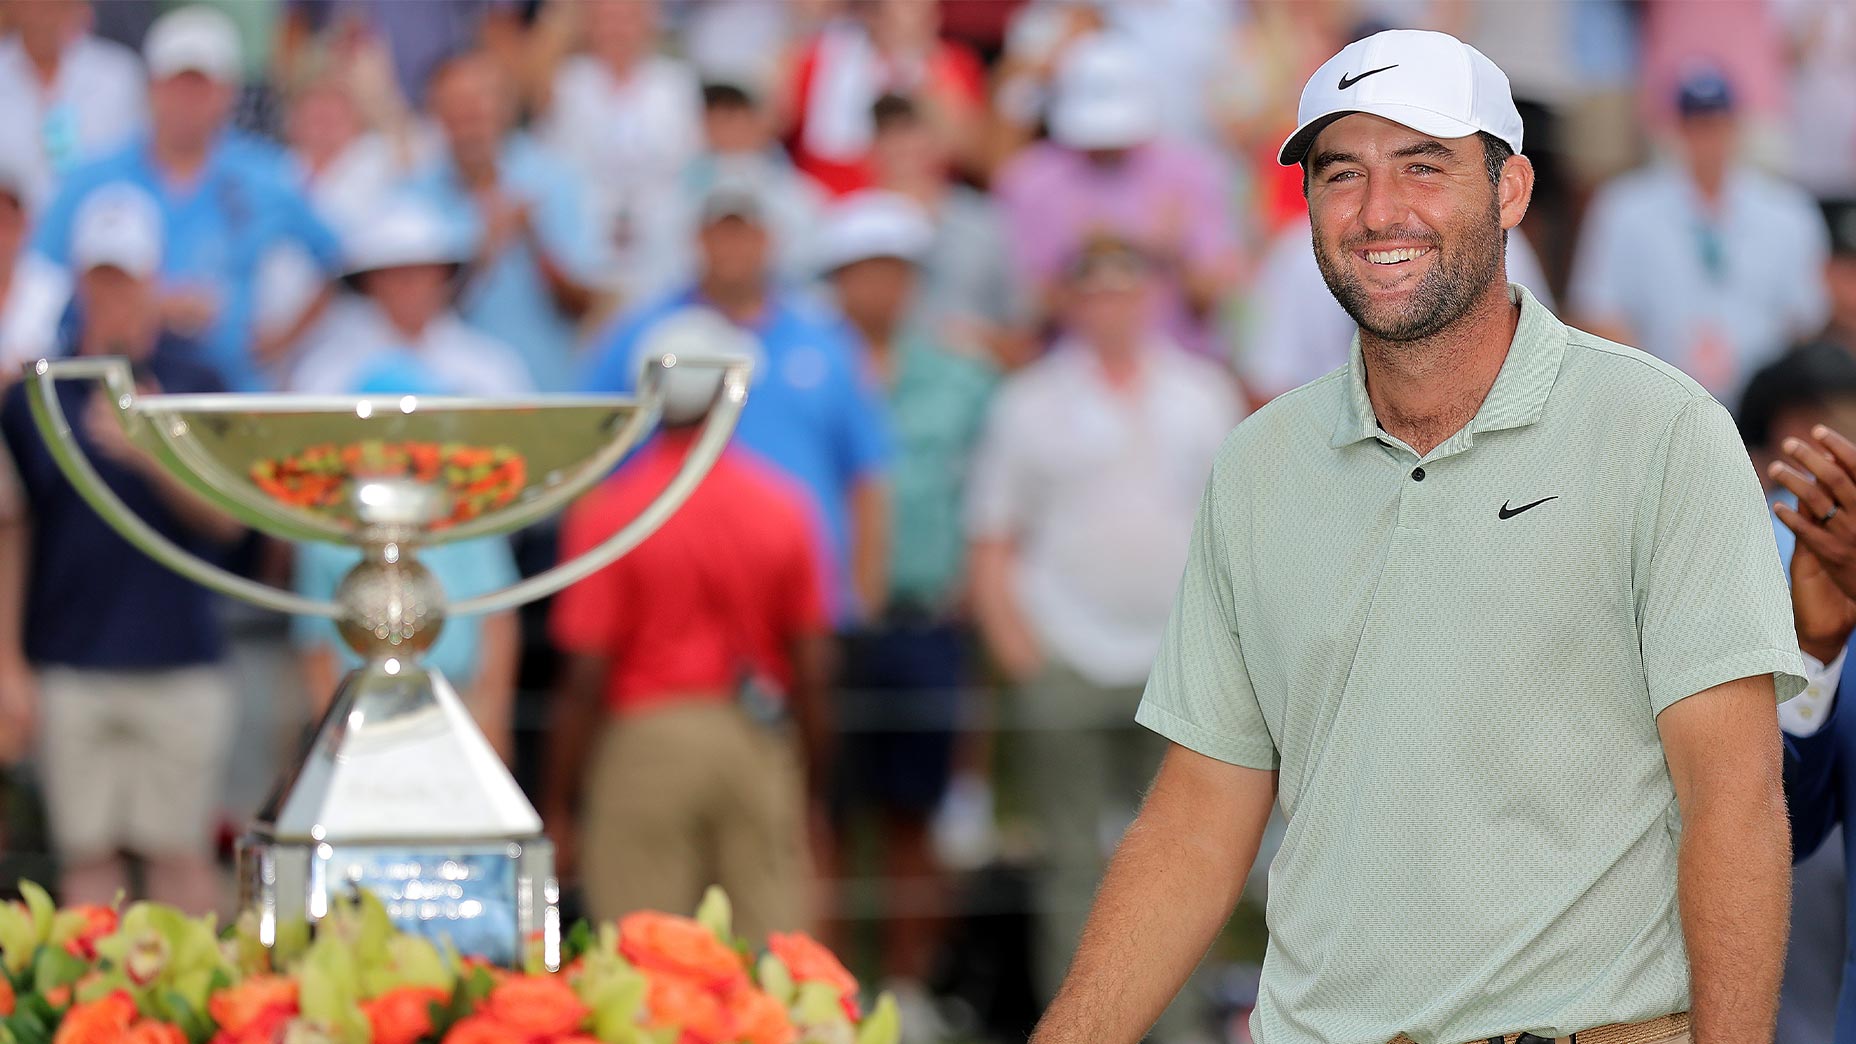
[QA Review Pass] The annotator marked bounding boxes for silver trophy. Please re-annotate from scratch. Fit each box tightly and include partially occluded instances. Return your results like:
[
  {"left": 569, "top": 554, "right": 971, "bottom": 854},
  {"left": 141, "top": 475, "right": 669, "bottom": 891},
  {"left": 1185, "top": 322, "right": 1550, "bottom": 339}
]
[{"left": 22, "top": 353, "right": 750, "bottom": 968}]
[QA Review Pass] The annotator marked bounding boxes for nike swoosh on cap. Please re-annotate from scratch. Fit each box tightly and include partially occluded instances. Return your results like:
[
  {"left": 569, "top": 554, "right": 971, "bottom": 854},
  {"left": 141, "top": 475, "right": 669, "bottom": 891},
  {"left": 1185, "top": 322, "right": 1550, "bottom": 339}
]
[{"left": 1338, "top": 65, "right": 1399, "bottom": 90}]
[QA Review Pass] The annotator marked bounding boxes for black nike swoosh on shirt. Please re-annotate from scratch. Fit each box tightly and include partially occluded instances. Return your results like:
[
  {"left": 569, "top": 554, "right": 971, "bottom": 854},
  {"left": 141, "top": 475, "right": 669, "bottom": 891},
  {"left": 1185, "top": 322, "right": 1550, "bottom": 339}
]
[
  {"left": 1498, "top": 496, "right": 1559, "bottom": 520},
  {"left": 1338, "top": 65, "right": 1399, "bottom": 90}
]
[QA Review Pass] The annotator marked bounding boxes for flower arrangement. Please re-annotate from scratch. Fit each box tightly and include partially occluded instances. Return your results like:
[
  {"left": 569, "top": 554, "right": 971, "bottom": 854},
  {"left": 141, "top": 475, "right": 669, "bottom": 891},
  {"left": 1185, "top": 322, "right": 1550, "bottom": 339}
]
[
  {"left": 249, "top": 441, "right": 527, "bottom": 526},
  {"left": 0, "top": 883, "right": 898, "bottom": 1044}
]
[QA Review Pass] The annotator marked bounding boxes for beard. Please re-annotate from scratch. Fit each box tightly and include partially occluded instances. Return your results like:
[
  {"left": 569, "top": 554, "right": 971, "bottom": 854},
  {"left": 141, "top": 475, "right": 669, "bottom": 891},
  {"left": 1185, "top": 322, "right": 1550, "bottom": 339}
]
[{"left": 1312, "top": 199, "right": 1506, "bottom": 343}]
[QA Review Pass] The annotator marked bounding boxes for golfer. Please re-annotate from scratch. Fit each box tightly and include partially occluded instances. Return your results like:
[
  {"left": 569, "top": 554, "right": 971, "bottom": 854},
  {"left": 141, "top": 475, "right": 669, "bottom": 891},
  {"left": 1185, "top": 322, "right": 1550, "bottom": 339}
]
[{"left": 1029, "top": 29, "right": 1803, "bottom": 1044}]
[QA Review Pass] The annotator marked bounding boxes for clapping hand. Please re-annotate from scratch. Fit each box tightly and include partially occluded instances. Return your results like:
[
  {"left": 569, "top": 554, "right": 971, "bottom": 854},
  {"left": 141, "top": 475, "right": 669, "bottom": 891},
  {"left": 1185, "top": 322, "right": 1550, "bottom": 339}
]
[{"left": 1772, "top": 425, "right": 1856, "bottom": 659}]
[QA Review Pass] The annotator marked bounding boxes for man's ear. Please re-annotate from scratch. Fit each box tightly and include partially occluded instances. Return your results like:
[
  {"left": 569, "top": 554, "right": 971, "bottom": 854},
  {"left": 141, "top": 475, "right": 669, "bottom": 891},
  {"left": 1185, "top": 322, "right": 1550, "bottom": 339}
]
[{"left": 1498, "top": 153, "right": 1535, "bottom": 231}]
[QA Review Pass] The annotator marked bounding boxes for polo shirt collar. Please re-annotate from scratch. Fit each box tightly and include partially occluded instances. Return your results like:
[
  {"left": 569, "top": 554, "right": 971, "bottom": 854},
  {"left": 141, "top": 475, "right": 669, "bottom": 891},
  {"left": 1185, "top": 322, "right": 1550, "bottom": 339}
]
[{"left": 1329, "top": 283, "right": 1567, "bottom": 452}]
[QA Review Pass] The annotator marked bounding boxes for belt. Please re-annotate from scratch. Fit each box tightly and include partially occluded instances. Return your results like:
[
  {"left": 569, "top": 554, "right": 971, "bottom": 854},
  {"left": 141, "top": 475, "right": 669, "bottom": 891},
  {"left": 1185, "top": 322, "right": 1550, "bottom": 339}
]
[{"left": 1389, "top": 1011, "right": 1688, "bottom": 1044}]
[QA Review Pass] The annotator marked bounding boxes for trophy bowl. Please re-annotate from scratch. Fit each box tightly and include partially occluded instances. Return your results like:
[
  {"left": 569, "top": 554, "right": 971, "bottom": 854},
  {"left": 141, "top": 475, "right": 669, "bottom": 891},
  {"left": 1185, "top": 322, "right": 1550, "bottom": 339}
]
[{"left": 24, "top": 353, "right": 751, "bottom": 969}]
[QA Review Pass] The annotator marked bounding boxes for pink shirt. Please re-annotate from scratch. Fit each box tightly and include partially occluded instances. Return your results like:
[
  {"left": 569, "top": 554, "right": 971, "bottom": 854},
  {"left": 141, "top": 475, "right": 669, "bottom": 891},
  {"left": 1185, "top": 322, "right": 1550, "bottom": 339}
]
[{"left": 993, "top": 139, "right": 1239, "bottom": 358}]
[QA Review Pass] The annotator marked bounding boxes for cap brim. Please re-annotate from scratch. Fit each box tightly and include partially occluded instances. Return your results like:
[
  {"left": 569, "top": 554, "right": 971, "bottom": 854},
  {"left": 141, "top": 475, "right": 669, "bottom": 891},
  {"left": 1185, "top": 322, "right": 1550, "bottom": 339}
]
[
  {"left": 1277, "top": 103, "right": 1482, "bottom": 165},
  {"left": 1052, "top": 99, "right": 1153, "bottom": 150}
]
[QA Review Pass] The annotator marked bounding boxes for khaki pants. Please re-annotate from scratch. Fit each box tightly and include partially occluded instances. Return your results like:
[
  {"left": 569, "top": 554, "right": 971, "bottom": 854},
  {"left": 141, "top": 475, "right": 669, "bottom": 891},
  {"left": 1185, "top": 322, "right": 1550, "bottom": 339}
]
[
  {"left": 581, "top": 701, "right": 808, "bottom": 943},
  {"left": 38, "top": 665, "right": 234, "bottom": 859}
]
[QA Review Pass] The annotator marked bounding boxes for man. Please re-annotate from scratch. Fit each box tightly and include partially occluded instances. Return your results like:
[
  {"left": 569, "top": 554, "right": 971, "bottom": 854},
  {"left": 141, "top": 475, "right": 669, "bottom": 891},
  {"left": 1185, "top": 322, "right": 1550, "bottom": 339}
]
[
  {"left": 288, "top": 197, "right": 531, "bottom": 397},
  {"left": 1030, "top": 29, "right": 1802, "bottom": 1044},
  {"left": 992, "top": 34, "right": 1240, "bottom": 361},
  {"left": 582, "top": 177, "right": 891, "bottom": 623},
  {"left": 817, "top": 191, "right": 995, "bottom": 1018},
  {"left": 27, "top": 5, "right": 341, "bottom": 393},
  {"left": 0, "top": 184, "right": 242, "bottom": 913},
  {"left": 1569, "top": 67, "right": 1829, "bottom": 399},
  {"left": 0, "top": 0, "right": 146, "bottom": 205},
  {"left": 411, "top": 51, "right": 600, "bottom": 393},
  {"left": 544, "top": 313, "right": 833, "bottom": 941},
  {"left": 1818, "top": 198, "right": 1856, "bottom": 354},
  {"left": 967, "top": 235, "right": 1239, "bottom": 1037}
]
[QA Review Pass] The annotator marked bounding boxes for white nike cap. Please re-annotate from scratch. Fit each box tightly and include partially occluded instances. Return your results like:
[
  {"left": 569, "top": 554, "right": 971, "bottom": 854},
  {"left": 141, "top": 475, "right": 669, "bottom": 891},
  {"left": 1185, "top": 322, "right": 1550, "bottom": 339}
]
[{"left": 1278, "top": 29, "right": 1523, "bottom": 166}]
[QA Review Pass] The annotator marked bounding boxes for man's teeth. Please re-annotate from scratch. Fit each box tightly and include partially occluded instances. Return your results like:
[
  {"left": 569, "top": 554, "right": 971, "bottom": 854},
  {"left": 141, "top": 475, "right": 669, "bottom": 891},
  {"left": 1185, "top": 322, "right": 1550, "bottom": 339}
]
[{"left": 1365, "top": 247, "right": 1430, "bottom": 264}]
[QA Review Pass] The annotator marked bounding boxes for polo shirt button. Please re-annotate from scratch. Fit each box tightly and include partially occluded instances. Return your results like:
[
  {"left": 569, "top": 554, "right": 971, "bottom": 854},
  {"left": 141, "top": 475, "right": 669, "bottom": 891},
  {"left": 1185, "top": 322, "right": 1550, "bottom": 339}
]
[{"left": 1411, "top": 466, "right": 1426, "bottom": 481}]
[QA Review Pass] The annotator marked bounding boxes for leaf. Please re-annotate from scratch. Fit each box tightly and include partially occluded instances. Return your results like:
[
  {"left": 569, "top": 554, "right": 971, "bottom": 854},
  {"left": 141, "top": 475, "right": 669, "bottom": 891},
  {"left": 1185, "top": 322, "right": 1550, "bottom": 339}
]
[
  {"left": 756, "top": 953, "right": 794, "bottom": 1007},
  {"left": 694, "top": 888, "right": 733, "bottom": 944},
  {"left": 16, "top": 886, "right": 52, "bottom": 946},
  {"left": 298, "top": 939, "right": 362, "bottom": 1031},
  {"left": 854, "top": 994, "right": 900, "bottom": 1044},
  {"left": 561, "top": 921, "right": 594, "bottom": 966},
  {"left": 0, "top": 906, "right": 36, "bottom": 978},
  {"left": 27, "top": 948, "right": 84, "bottom": 993}
]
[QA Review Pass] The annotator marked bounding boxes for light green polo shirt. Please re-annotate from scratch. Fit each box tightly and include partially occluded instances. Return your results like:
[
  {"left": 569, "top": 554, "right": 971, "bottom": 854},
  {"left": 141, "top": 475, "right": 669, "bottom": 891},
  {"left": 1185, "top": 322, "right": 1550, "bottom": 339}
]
[{"left": 1136, "top": 285, "right": 1804, "bottom": 1044}]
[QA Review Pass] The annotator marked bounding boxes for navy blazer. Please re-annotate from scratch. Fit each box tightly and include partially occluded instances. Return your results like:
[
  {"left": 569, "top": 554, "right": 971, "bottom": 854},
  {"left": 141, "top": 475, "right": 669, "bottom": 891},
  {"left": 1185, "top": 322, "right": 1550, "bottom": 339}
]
[{"left": 1785, "top": 655, "right": 1856, "bottom": 1038}]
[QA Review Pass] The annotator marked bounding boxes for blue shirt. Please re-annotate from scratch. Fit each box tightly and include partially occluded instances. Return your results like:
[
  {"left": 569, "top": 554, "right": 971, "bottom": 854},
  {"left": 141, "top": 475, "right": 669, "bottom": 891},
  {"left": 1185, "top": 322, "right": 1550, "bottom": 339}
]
[
  {"left": 406, "top": 134, "right": 601, "bottom": 392},
  {"left": 291, "top": 537, "right": 521, "bottom": 684},
  {"left": 581, "top": 287, "right": 892, "bottom": 618},
  {"left": 29, "top": 135, "right": 341, "bottom": 392},
  {"left": 0, "top": 338, "right": 227, "bottom": 668}
]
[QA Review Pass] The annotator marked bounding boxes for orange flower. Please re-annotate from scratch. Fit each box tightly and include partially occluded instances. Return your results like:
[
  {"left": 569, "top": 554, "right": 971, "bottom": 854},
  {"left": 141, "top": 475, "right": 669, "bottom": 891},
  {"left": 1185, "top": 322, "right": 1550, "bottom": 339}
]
[
  {"left": 125, "top": 1022, "right": 188, "bottom": 1044},
  {"left": 766, "top": 933, "right": 857, "bottom": 998},
  {"left": 208, "top": 975, "right": 299, "bottom": 1037},
  {"left": 482, "top": 975, "right": 588, "bottom": 1039},
  {"left": 643, "top": 974, "right": 729, "bottom": 1044},
  {"left": 619, "top": 912, "right": 746, "bottom": 988},
  {"left": 62, "top": 906, "right": 119, "bottom": 960},
  {"left": 0, "top": 974, "right": 14, "bottom": 1017},
  {"left": 44, "top": 984, "right": 72, "bottom": 1009},
  {"left": 727, "top": 987, "right": 798, "bottom": 1044},
  {"left": 440, "top": 1014, "right": 520, "bottom": 1044},
  {"left": 361, "top": 986, "right": 448, "bottom": 1044},
  {"left": 53, "top": 991, "right": 136, "bottom": 1044}
]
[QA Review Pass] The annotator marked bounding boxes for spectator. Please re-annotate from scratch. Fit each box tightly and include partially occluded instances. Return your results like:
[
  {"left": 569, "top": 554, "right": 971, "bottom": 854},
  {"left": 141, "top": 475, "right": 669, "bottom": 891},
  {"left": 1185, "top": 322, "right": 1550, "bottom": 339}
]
[
  {"left": 411, "top": 51, "right": 600, "bottom": 393},
  {"left": 291, "top": 360, "right": 522, "bottom": 763},
  {"left": 1569, "top": 68, "right": 1830, "bottom": 398},
  {"left": 1780, "top": 0, "right": 1856, "bottom": 198},
  {"left": 278, "top": 0, "right": 527, "bottom": 115},
  {"left": 27, "top": 5, "right": 341, "bottom": 392},
  {"left": 870, "top": 92, "right": 1029, "bottom": 367},
  {"left": 0, "top": 184, "right": 241, "bottom": 912},
  {"left": 966, "top": 237, "right": 1240, "bottom": 1029},
  {"left": 782, "top": 0, "right": 987, "bottom": 196},
  {"left": 994, "top": 35, "right": 1241, "bottom": 361},
  {"left": 1821, "top": 198, "right": 1856, "bottom": 354},
  {"left": 289, "top": 198, "right": 531, "bottom": 397},
  {"left": 988, "top": 0, "right": 1108, "bottom": 164},
  {"left": 0, "top": 160, "right": 72, "bottom": 371},
  {"left": 1238, "top": 217, "right": 1556, "bottom": 408},
  {"left": 1740, "top": 343, "right": 1856, "bottom": 497},
  {"left": 544, "top": 316, "right": 833, "bottom": 941},
  {"left": 537, "top": 0, "right": 701, "bottom": 307},
  {"left": 582, "top": 176, "right": 892, "bottom": 623},
  {"left": 0, "top": 0, "right": 146, "bottom": 207},
  {"left": 816, "top": 191, "right": 995, "bottom": 1025}
]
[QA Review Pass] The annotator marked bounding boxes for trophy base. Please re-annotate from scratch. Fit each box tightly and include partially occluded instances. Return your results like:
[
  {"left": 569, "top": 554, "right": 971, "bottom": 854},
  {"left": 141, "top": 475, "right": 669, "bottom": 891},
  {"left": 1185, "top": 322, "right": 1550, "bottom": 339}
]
[{"left": 237, "top": 831, "right": 559, "bottom": 969}]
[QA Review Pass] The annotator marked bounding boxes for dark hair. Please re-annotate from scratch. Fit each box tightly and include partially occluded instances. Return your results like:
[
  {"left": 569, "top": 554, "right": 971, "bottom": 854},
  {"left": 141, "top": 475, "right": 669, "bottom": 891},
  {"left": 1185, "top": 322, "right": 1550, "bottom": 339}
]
[
  {"left": 1300, "top": 129, "right": 1515, "bottom": 195},
  {"left": 1738, "top": 341, "right": 1856, "bottom": 450},
  {"left": 872, "top": 92, "right": 919, "bottom": 131},
  {"left": 701, "top": 82, "right": 755, "bottom": 111}
]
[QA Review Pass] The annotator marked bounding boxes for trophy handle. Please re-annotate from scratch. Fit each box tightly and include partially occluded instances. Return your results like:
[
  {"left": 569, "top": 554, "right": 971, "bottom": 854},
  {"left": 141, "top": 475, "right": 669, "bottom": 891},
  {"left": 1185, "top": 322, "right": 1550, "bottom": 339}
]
[
  {"left": 448, "top": 358, "right": 750, "bottom": 618},
  {"left": 23, "top": 357, "right": 340, "bottom": 618}
]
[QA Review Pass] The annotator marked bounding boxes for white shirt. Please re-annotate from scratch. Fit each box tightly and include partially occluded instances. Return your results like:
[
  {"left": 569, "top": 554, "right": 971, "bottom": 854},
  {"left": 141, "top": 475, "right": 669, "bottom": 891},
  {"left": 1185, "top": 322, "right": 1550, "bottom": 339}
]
[
  {"left": 967, "top": 339, "right": 1242, "bottom": 686},
  {"left": 288, "top": 297, "right": 535, "bottom": 397},
  {"left": 0, "top": 33, "right": 146, "bottom": 207},
  {"left": 1569, "top": 162, "right": 1830, "bottom": 398},
  {"left": 539, "top": 54, "right": 701, "bottom": 299},
  {"left": 1238, "top": 218, "right": 1556, "bottom": 401},
  {"left": 1780, "top": 648, "right": 1846, "bottom": 737}
]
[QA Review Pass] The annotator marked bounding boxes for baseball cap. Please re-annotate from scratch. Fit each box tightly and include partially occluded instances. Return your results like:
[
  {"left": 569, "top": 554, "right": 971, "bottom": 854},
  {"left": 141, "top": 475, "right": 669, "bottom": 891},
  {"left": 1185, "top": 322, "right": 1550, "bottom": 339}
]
[
  {"left": 1050, "top": 35, "right": 1158, "bottom": 151},
  {"left": 71, "top": 183, "right": 164, "bottom": 279},
  {"left": 697, "top": 171, "right": 769, "bottom": 226},
  {"left": 144, "top": 5, "right": 243, "bottom": 83},
  {"left": 1279, "top": 28, "right": 1523, "bottom": 166},
  {"left": 814, "top": 191, "right": 933, "bottom": 274},
  {"left": 1822, "top": 198, "right": 1856, "bottom": 258},
  {"left": 1675, "top": 67, "right": 1736, "bottom": 118},
  {"left": 633, "top": 307, "right": 763, "bottom": 425},
  {"left": 342, "top": 198, "right": 473, "bottom": 279},
  {"left": 1064, "top": 235, "right": 1152, "bottom": 292}
]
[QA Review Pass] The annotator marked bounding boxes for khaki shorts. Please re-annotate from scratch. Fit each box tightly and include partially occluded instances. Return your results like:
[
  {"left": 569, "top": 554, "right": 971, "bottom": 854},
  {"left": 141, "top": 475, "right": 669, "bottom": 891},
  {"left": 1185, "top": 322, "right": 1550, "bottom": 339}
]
[
  {"left": 580, "top": 701, "right": 808, "bottom": 943},
  {"left": 38, "top": 665, "right": 234, "bottom": 859}
]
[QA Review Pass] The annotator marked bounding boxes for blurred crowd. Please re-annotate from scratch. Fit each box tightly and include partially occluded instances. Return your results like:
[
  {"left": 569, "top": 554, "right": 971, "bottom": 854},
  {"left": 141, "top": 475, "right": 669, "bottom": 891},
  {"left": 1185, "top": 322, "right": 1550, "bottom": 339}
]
[{"left": 0, "top": 0, "right": 1854, "bottom": 1041}]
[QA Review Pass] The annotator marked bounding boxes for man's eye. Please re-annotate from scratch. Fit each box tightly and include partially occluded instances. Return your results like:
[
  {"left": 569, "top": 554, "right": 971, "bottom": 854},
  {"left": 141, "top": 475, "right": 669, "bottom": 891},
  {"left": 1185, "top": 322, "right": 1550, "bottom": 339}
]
[
  {"left": 1409, "top": 164, "right": 1439, "bottom": 175},
  {"left": 1328, "top": 170, "right": 1360, "bottom": 182}
]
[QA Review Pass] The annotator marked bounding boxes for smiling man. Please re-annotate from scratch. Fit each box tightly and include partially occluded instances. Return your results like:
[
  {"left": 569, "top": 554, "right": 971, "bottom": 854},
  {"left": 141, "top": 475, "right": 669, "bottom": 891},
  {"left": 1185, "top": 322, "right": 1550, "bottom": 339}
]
[{"left": 1027, "top": 29, "right": 1803, "bottom": 1044}]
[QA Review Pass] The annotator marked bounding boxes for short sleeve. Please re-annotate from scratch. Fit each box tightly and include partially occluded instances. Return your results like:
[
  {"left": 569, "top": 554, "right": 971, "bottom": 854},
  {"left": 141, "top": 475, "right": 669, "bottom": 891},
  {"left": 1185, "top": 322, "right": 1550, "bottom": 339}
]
[
  {"left": 1135, "top": 456, "right": 1278, "bottom": 769},
  {"left": 963, "top": 387, "right": 1028, "bottom": 540},
  {"left": 549, "top": 494, "right": 631, "bottom": 655},
  {"left": 1636, "top": 397, "right": 1805, "bottom": 715}
]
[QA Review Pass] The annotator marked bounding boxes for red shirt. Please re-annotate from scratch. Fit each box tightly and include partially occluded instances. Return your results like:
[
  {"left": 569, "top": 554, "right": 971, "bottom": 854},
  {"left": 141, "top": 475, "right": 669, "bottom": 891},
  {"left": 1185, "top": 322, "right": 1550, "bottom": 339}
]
[{"left": 550, "top": 437, "right": 832, "bottom": 716}]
